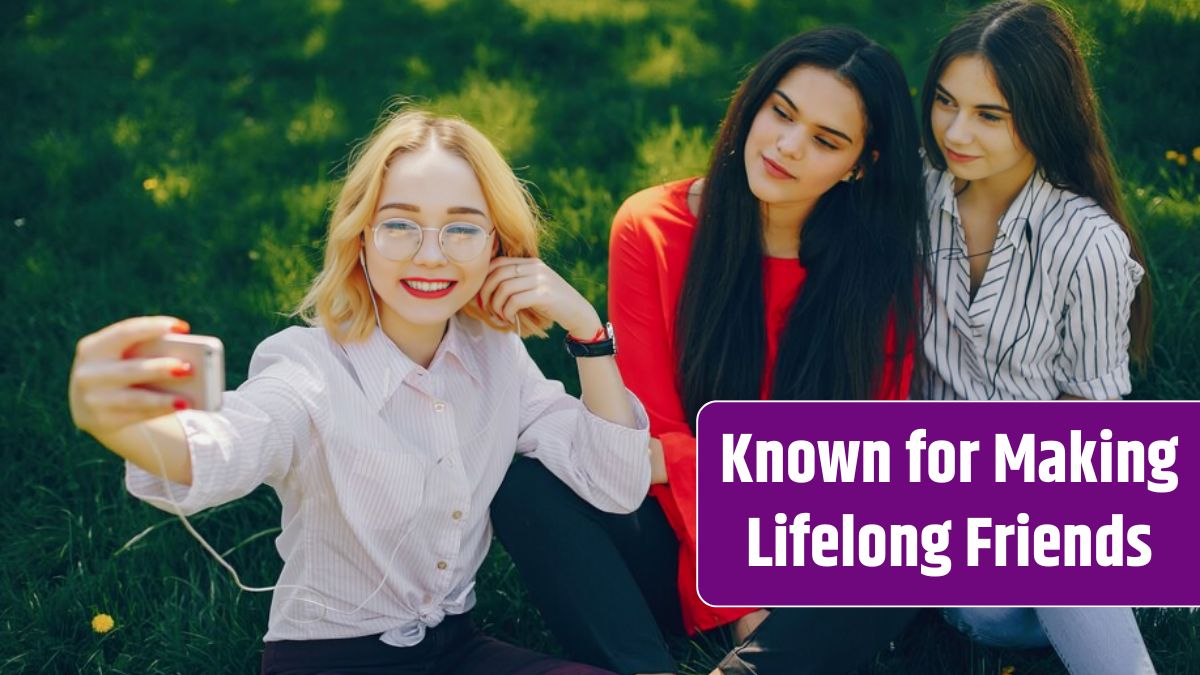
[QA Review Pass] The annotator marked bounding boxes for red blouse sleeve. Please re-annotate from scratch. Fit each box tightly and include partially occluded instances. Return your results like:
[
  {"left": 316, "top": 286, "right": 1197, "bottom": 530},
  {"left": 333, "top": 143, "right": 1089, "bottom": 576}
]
[
  {"left": 607, "top": 196, "right": 699, "bottom": 529},
  {"left": 608, "top": 191, "right": 757, "bottom": 633},
  {"left": 876, "top": 313, "right": 915, "bottom": 399}
]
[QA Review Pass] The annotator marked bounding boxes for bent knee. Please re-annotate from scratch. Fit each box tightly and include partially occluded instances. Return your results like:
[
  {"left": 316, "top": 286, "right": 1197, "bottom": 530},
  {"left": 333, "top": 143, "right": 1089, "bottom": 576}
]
[
  {"left": 491, "top": 457, "right": 578, "bottom": 524},
  {"left": 944, "top": 607, "right": 1048, "bottom": 648}
]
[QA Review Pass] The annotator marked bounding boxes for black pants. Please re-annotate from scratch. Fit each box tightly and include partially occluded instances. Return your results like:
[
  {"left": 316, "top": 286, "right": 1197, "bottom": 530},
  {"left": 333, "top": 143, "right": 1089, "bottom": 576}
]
[
  {"left": 492, "top": 457, "right": 919, "bottom": 675},
  {"left": 261, "top": 612, "right": 613, "bottom": 675}
]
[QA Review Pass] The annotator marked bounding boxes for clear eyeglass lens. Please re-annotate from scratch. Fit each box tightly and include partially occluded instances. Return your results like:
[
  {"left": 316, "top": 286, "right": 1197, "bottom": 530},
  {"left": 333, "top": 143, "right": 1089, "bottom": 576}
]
[
  {"left": 440, "top": 222, "right": 489, "bottom": 261},
  {"left": 372, "top": 219, "right": 491, "bottom": 262},
  {"left": 374, "top": 219, "right": 422, "bottom": 260}
]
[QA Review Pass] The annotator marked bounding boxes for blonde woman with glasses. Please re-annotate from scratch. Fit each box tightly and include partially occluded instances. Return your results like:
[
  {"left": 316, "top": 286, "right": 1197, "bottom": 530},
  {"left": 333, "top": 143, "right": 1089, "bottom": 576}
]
[{"left": 67, "top": 108, "right": 649, "bottom": 675}]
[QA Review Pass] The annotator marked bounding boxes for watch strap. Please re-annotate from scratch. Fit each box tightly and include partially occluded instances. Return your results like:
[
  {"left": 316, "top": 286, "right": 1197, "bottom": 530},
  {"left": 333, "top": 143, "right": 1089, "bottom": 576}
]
[{"left": 565, "top": 322, "right": 616, "bottom": 357}]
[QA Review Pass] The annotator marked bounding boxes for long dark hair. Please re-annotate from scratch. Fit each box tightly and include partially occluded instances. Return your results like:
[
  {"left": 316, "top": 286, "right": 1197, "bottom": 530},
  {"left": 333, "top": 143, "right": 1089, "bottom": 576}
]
[
  {"left": 676, "top": 27, "right": 925, "bottom": 426},
  {"left": 920, "top": 0, "right": 1151, "bottom": 363}
]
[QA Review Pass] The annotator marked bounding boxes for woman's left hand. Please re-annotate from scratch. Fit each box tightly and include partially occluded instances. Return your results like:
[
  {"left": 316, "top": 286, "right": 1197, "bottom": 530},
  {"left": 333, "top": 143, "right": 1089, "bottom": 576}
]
[{"left": 479, "top": 257, "right": 602, "bottom": 338}]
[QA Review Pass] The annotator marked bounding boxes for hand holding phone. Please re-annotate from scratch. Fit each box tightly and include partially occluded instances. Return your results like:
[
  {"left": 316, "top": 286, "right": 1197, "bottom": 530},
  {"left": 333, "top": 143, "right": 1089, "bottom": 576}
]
[
  {"left": 70, "top": 316, "right": 226, "bottom": 451},
  {"left": 127, "top": 334, "right": 225, "bottom": 411}
]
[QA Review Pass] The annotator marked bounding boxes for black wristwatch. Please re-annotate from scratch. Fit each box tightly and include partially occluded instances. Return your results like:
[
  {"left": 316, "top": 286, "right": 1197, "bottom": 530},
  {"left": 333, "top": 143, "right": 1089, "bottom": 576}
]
[{"left": 565, "top": 322, "right": 617, "bottom": 358}]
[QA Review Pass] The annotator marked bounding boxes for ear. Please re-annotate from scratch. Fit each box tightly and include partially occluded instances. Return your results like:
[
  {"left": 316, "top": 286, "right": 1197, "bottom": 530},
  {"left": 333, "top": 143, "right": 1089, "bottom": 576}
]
[{"left": 841, "top": 150, "right": 880, "bottom": 183}]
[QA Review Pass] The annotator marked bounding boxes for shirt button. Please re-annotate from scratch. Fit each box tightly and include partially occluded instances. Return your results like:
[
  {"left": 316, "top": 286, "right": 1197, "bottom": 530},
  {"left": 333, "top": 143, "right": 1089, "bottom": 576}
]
[
  {"left": 451, "top": 510, "right": 463, "bottom": 521},
  {"left": 436, "top": 560, "right": 448, "bottom": 570},
  {"left": 433, "top": 401, "right": 446, "bottom": 412}
]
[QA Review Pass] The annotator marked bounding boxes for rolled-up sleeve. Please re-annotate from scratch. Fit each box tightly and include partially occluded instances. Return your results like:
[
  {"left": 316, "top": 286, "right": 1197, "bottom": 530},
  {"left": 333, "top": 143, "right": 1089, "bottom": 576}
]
[
  {"left": 1054, "top": 223, "right": 1144, "bottom": 399},
  {"left": 512, "top": 337, "right": 651, "bottom": 514},
  {"left": 125, "top": 332, "right": 317, "bottom": 515}
]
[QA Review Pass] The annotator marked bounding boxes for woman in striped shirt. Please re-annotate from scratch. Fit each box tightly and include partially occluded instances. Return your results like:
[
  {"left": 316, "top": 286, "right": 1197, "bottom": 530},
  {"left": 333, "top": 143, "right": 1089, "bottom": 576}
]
[
  {"left": 915, "top": 2, "right": 1155, "bottom": 673},
  {"left": 66, "top": 109, "right": 650, "bottom": 674}
]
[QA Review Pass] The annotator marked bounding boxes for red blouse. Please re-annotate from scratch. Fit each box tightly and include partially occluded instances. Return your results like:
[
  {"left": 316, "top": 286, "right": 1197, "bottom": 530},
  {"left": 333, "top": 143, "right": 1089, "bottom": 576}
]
[{"left": 608, "top": 177, "right": 912, "bottom": 634}]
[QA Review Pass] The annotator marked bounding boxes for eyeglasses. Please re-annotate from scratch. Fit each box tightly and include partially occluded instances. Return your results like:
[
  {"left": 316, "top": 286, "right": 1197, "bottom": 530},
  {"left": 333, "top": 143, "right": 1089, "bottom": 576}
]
[{"left": 370, "top": 218, "right": 495, "bottom": 262}]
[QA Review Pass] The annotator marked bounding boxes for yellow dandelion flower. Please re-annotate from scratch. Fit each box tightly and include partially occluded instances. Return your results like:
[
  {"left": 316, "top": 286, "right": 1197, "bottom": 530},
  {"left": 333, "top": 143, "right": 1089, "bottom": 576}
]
[
  {"left": 142, "top": 177, "right": 159, "bottom": 190},
  {"left": 1193, "top": 147, "right": 1200, "bottom": 162},
  {"left": 1001, "top": 667, "right": 1016, "bottom": 675},
  {"left": 91, "top": 613, "right": 115, "bottom": 633},
  {"left": 1177, "top": 154, "right": 1188, "bottom": 167}
]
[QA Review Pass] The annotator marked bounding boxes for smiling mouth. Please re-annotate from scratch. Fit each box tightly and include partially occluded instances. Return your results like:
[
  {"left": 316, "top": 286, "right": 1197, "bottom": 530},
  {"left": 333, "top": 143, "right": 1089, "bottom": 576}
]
[
  {"left": 944, "top": 148, "right": 980, "bottom": 162},
  {"left": 401, "top": 279, "right": 457, "bottom": 298},
  {"left": 762, "top": 156, "right": 796, "bottom": 179}
]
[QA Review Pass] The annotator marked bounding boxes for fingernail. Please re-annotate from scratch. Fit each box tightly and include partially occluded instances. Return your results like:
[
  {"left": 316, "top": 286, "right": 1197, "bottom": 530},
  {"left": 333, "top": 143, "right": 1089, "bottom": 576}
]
[
  {"left": 171, "top": 363, "right": 193, "bottom": 377},
  {"left": 173, "top": 398, "right": 189, "bottom": 411},
  {"left": 171, "top": 320, "right": 190, "bottom": 334}
]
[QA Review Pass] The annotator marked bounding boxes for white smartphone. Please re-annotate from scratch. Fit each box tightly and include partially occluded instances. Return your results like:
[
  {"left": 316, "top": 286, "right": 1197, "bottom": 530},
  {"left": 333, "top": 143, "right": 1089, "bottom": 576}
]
[{"left": 128, "top": 334, "right": 225, "bottom": 411}]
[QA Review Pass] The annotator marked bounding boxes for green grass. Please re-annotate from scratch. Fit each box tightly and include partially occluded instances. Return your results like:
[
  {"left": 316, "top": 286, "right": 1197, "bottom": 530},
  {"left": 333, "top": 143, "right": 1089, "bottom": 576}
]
[{"left": 2, "top": 0, "right": 1197, "bottom": 672}]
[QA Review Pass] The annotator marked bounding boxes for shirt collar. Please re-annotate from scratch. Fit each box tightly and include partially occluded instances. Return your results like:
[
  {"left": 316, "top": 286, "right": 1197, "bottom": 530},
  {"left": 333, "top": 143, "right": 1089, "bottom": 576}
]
[
  {"left": 339, "top": 315, "right": 488, "bottom": 412},
  {"left": 995, "top": 168, "right": 1048, "bottom": 246},
  {"left": 936, "top": 165, "right": 1049, "bottom": 246},
  {"left": 339, "top": 324, "right": 412, "bottom": 413},
  {"left": 430, "top": 315, "right": 487, "bottom": 387},
  {"left": 935, "top": 168, "right": 959, "bottom": 222}
]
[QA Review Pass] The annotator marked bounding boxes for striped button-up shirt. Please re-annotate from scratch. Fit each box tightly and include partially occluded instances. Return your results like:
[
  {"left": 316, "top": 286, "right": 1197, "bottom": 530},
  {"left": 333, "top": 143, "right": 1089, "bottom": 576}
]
[
  {"left": 915, "top": 159, "right": 1144, "bottom": 401},
  {"left": 126, "top": 316, "right": 650, "bottom": 644}
]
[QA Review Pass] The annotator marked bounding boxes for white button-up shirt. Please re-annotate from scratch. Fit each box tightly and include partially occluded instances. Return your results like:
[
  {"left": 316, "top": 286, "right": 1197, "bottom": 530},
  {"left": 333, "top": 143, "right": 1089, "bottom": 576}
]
[
  {"left": 915, "top": 159, "right": 1144, "bottom": 401},
  {"left": 126, "top": 316, "right": 651, "bottom": 644}
]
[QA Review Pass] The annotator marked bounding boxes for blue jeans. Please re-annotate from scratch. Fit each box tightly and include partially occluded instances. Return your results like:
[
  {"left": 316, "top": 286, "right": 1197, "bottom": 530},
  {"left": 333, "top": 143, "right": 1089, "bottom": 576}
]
[{"left": 943, "top": 607, "right": 1156, "bottom": 674}]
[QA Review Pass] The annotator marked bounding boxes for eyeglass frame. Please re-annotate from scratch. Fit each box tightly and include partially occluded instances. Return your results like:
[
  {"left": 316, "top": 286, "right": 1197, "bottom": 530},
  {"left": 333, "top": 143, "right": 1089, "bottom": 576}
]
[{"left": 364, "top": 218, "right": 499, "bottom": 263}]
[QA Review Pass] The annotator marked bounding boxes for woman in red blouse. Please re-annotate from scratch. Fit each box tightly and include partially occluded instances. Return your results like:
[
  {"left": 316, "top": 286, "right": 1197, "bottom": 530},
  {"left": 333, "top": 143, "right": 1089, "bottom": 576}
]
[{"left": 493, "top": 28, "right": 925, "bottom": 675}]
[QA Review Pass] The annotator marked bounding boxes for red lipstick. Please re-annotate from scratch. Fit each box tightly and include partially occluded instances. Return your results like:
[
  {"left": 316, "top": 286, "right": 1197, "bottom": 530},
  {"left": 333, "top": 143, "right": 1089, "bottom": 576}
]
[
  {"left": 400, "top": 278, "right": 458, "bottom": 299},
  {"left": 762, "top": 156, "right": 796, "bottom": 179},
  {"left": 944, "top": 148, "right": 980, "bottom": 164}
]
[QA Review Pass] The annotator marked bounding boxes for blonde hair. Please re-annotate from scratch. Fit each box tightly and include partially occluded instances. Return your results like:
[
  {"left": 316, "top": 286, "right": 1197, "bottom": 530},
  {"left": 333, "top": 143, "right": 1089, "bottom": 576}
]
[{"left": 295, "top": 107, "right": 552, "bottom": 343}]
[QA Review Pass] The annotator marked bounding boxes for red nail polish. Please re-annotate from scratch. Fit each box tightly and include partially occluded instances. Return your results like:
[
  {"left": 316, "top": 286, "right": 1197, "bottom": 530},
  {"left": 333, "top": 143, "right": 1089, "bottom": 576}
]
[
  {"left": 171, "top": 363, "right": 193, "bottom": 377},
  {"left": 171, "top": 320, "right": 191, "bottom": 334},
  {"left": 173, "top": 398, "right": 189, "bottom": 411}
]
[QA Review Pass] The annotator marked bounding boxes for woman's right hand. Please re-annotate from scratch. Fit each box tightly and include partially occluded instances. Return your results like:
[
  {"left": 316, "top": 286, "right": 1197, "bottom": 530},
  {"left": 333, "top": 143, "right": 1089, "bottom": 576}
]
[
  {"left": 69, "top": 316, "right": 194, "bottom": 443},
  {"left": 649, "top": 437, "right": 669, "bottom": 485}
]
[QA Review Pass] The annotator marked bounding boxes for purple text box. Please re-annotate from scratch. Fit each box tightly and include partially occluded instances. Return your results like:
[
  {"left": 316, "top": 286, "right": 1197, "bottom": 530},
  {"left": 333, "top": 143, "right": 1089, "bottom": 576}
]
[{"left": 696, "top": 401, "right": 1198, "bottom": 607}]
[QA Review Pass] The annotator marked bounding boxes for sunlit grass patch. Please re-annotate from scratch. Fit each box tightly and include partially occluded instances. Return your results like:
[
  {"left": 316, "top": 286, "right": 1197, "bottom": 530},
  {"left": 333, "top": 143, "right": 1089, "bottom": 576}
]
[
  {"left": 285, "top": 96, "right": 345, "bottom": 145},
  {"left": 301, "top": 26, "right": 327, "bottom": 58},
  {"left": 133, "top": 55, "right": 153, "bottom": 79},
  {"left": 508, "top": 0, "right": 652, "bottom": 26},
  {"left": 250, "top": 224, "right": 321, "bottom": 312},
  {"left": 412, "top": 0, "right": 454, "bottom": 11},
  {"left": 1117, "top": 0, "right": 1200, "bottom": 21},
  {"left": 627, "top": 26, "right": 720, "bottom": 88},
  {"left": 111, "top": 116, "right": 141, "bottom": 150},
  {"left": 141, "top": 167, "right": 195, "bottom": 206},
  {"left": 429, "top": 72, "right": 539, "bottom": 157},
  {"left": 631, "top": 108, "right": 711, "bottom": 189},
  {"left": 312, "top": 0, "right": 342, "bottom": 17}
]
